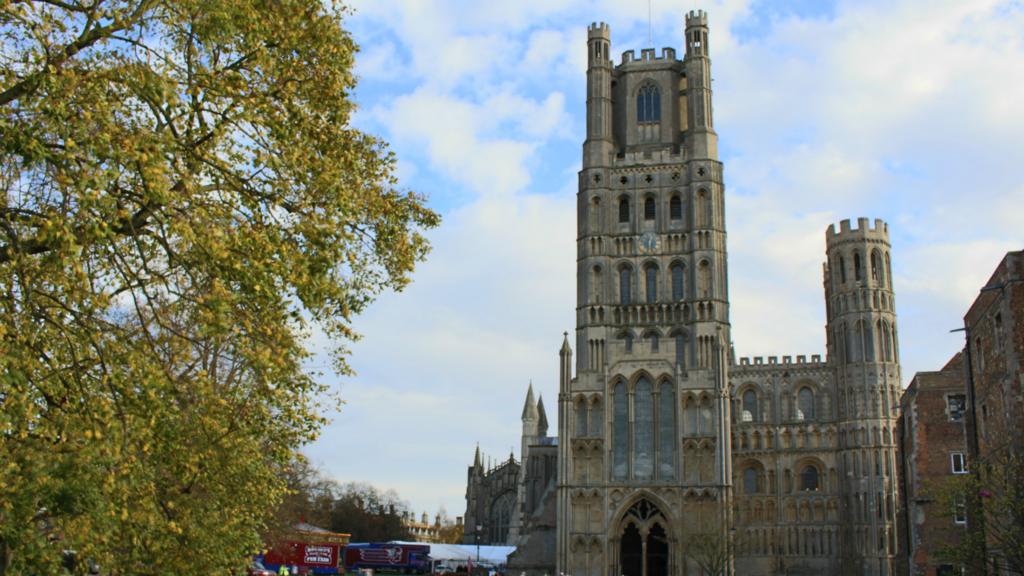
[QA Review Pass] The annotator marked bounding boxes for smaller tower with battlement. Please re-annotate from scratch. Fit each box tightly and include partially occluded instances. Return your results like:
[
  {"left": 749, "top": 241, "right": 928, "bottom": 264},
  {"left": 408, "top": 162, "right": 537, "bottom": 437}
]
[{"left": 825, "top": 218, "right": 901, "bottom": 576}]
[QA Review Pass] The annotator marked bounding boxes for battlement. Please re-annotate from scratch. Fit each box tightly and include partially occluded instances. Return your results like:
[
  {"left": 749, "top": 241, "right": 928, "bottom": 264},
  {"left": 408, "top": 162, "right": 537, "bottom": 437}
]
[
  {"left": 737, "top": 354, "right": 824, "bottom": 367},
  {"left": 620, "top": 47, "right": 678, "bottom": 65},
  {"left": 826, "top": 217, "right": 889, "bottom": 243},
  {"left": 686, "top": 9, "right": 708, "bottom": 28},
  {"left": 588, "top": 21, "right": 610, "bottom": 39}
]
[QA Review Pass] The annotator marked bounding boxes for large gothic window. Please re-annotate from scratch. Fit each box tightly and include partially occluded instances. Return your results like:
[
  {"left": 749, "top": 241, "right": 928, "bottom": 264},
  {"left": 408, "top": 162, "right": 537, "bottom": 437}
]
[
  {"left": 637, "top": 84, "right": 661, "bottom": 123},
  {"left": 620, "top": 267, "right": 632, "bottom": 305},
  {"left": 619, "top": 197, "right": 630, "bottom": 223},
  {"left": 613, "top": 382, "right": 628, "bottom": 480},
  {"left": 633, "top": 378, "right": 654, "bottom": 480},
  {"left": 645, "top": 265, "right": 658, "bottom": 303},
  {"left": 742, "top": 389, "right": 758, "bottom": 423},
  {"left": 644, "top": 197, "right": 656, "bottom": 221},
  {"left": 854, "top": 251, "right": 863, "bottom": 282},
  {"left": 658, "top": 382, "right": 676, "bottom": 479}
]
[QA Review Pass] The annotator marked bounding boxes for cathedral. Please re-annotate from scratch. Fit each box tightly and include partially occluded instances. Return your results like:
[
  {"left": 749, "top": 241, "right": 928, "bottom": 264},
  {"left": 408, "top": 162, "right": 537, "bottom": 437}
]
[{"left": 465, "top": 11, "right": 901, "bottom": 576}]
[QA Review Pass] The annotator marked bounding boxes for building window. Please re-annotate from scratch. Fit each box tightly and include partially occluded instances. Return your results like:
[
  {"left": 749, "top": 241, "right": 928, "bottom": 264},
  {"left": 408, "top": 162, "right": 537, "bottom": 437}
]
[
  {"left": 634, "top": 378, "right": 654, "bottom": 480},
  {"left": 953, "top": 495, "right": 967, "bottom": 524},
  {"left": 637, "top": 84, "right": 661, "bottom": 123},
  {"left": 951, "top": 452, "right": 968, "bottom": 474},
  {"left": 674, "top": 334, "right": 686, "bottom": 368},
  {"left": 619, "top": 267, "right": 632, "bottom": 305},
  {"left": 742, "top": 389, "right": 758, "bottom": 423},
  {"left": 947, "top": 394, "right": 966, "bottom": 422},
  {"left": 671, "top": 263, "right": 685, "bottom": 301},
  {"left": 839, "top": 256, "right": 847, "bottom": 284},
  {"left": 619, "top": 197, "right": 630, "bottom": 223},
  {"left": 612, "top": 382, "right": 628, "bottom": 480},
  {"left": 670, "top": 195, "right": 682, "bottom": 220},
  {"left": 800, "top": 465, "right": 820, "bottom": 491},
  {"left": 624, "top": 332, "right": 633, "bottom": 354},
  {"left": 645, "top": 266, "right": 658, "bottom": 302},
  {"left": 744, "top": 467, "right": 759, "bottom": 495},
  {"left": 854, "top": 252, "right": 863, "bottom": 282},
  {"left": 648, "top": 332, "right": 660, "bottom": 352},
  {"left": 797, "top": 387, "right": 815, "bottom": 421},
  {"left": 644, "top": 197, "right": 656, "bottom": 221}
]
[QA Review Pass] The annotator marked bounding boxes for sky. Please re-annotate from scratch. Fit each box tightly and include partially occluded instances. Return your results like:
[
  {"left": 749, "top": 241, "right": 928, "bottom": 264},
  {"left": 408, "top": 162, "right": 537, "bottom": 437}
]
[{"left": 302, "top": 0, "right": 1024, "bottom": 520}]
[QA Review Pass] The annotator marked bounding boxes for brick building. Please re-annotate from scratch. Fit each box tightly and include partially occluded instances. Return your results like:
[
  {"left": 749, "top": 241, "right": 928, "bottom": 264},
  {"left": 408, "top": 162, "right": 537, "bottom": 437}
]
[
  {"left": 897, "top": 353, "right": 968, "bottom": 576},
  {"left": 963, "top": 250, "right": 1024, "bottom": 574}
]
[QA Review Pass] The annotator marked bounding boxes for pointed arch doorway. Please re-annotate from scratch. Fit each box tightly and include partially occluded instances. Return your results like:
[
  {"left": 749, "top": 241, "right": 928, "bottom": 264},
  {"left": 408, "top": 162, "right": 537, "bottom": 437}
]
[{"left": 617, "top": 499, "right": 671, "bottom": 576}]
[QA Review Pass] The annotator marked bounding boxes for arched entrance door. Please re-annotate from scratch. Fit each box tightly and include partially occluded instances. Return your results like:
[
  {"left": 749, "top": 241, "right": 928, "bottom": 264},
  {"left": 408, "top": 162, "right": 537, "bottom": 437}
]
[{"left": 617, "top": 499, "right": 671, "bottom": 576}]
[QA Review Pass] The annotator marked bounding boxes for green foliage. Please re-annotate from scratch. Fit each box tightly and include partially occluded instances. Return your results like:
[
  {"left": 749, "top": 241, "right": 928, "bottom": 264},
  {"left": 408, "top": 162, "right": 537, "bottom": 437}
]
[
  {"left": 932, "top": 448, "right": 1024, "bottom": 575},
  {"left": 0, "top": 1, "right": 438, "bottom": 574}
]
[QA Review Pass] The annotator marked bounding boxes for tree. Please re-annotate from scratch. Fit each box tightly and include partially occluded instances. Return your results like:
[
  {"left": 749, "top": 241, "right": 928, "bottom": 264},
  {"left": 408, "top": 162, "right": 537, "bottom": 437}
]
[
  {"left": 0, "top": 1, "right": 438, "bottom": 573},
  {"left": 935, "top": 446, "right": 1024, "bottom": 575},
  {"left": 327, "top": 482, "right": 412, "bottom": 543}
]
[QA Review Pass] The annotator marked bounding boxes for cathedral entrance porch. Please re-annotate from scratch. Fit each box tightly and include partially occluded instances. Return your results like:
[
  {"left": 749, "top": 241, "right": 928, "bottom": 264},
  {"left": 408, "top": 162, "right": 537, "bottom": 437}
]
[{"left": 614, "top": 499, "right": 672, "bottom": 576}]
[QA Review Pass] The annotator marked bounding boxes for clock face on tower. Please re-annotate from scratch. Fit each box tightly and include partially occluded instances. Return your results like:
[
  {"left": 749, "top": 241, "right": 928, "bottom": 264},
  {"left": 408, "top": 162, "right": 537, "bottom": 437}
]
[{"left": 641, "top": 232, "right": 658, "bottom": 253}]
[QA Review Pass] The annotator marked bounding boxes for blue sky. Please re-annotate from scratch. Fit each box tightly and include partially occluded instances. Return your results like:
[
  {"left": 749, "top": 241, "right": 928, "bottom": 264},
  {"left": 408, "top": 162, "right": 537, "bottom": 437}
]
[{"left": 303, "top": 0, "right": 1024, "bottom": 520}]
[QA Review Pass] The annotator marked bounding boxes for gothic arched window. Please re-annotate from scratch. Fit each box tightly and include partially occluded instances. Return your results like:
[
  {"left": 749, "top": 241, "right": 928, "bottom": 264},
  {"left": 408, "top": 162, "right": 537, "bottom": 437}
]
[
  {"left": 742, "top": 389, "right": 759, "bottom": 423},
  {"left": 619, "top": 267, "right": 632, "bottom": 305},
  {"left": 645, "top": 265, "right": 658, "bottom": 303},
  {"left": 671, "top": 263, "right": 685, "bottom": 301},
  {"left": 670, "top": 195, "right": 682, "bottom": 220},
  {"left": 634, "top": 378, "right": 654, "bottom": 480},
  {"left": 612, "top": 382, "right": 628, "bottom": 480},
  {"left": 839, "top": 256, "right": 847, "bottom": 284},
  {"left": 658, "top": 381, "right": 676, "bottom": 479},
  {"left": 854, "top": 251, "right": 863, "bottom": 282},
  {"left": 798, "top": 387, "right": 815, "bottom": 421},
  {"left": 674, "top": 334, "right": 687, "bottom": 368},
  {"left": 644, "top": 197, "right": 656, "bottom": 221},
  {"left": 744, "top": 467, "right": 760, "bottom": 495},
  {"left": 619, "top": 197, "right": 630, "bottom": 223},
  {"left": 800, "top": 465, "right": 820, "bottom": 491},
  {"left": 637, "top": 84, "right": 661, "bottom": 123}
]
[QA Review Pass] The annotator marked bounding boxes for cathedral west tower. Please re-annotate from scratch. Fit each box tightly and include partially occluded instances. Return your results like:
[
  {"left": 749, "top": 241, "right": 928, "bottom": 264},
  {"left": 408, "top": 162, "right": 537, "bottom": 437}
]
[
  {"left": 474, "top": 11, "right": 905, "bottom": 576},
  {"left": 557, "top": 11, "right": 734, "bottom": 576}
]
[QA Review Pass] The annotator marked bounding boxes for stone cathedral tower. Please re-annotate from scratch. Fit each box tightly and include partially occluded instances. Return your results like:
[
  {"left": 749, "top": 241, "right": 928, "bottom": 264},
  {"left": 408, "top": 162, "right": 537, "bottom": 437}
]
[
  {"left": 825, "top": 220, "right": 901, "bottom": 575},
  {"left": 557, "top": 11, "right": 734, "bottom": 576},
  {"left": 471, "top": 11, "right": 906, "bottom": 576}
]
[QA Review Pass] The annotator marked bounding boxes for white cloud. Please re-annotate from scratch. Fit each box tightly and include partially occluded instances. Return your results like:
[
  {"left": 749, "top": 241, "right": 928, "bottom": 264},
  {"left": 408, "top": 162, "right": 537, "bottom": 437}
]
[{"left": 309, "top": 0, "right": 1024, "bottom": 517}]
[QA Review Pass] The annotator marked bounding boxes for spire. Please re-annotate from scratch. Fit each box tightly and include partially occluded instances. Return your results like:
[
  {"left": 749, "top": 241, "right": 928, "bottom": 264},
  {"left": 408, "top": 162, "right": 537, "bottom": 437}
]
[
  {"left": 536, "top": 394, "right": 549, "bottom": 436},
  {"left": 521, "top": 381, "right": 538, "bottom": 421},
  {"left": 473, "top": 444, "right": 481, "bottom": 468},
  {"left": 560, "top": 332, "right": 571, "bottom": 355}
]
